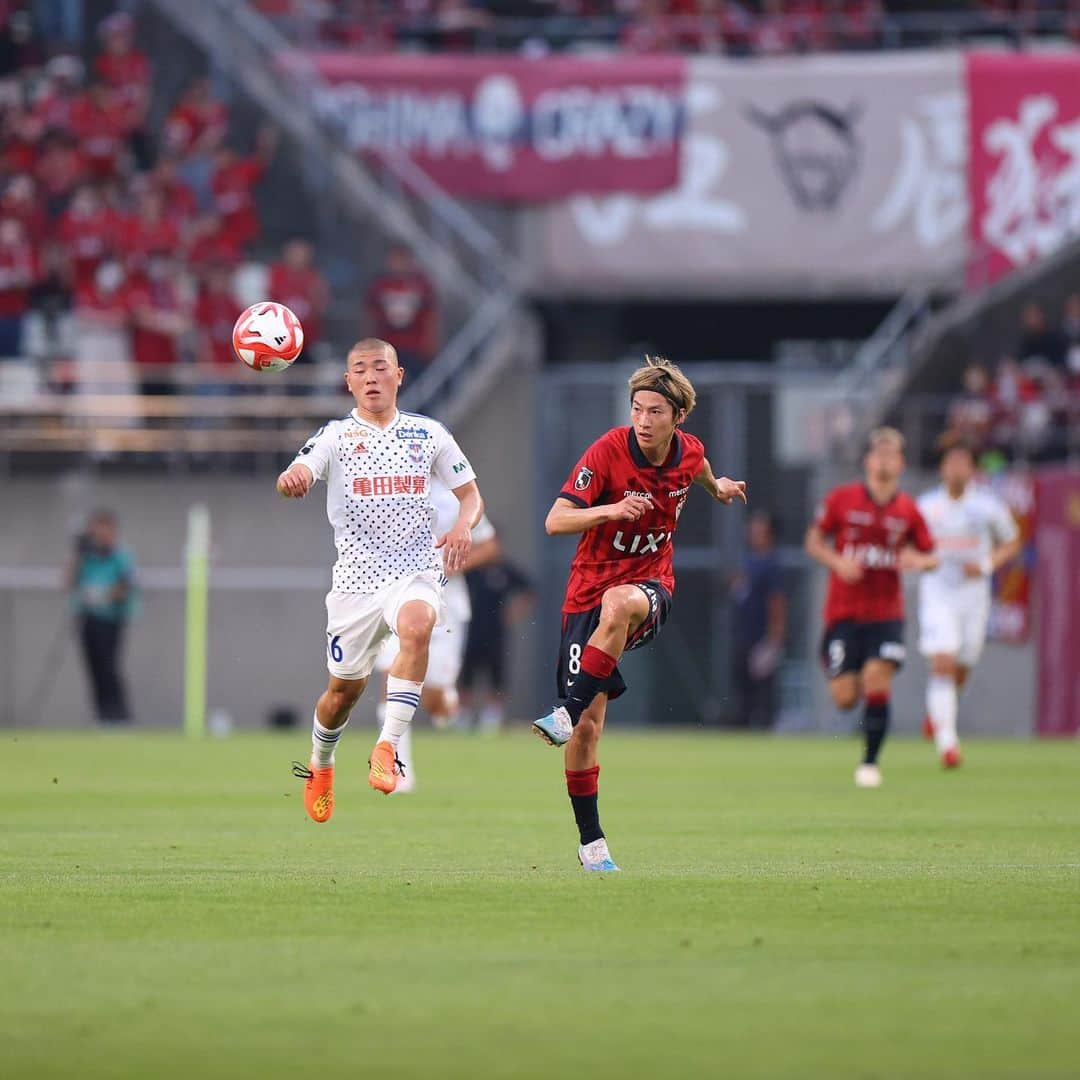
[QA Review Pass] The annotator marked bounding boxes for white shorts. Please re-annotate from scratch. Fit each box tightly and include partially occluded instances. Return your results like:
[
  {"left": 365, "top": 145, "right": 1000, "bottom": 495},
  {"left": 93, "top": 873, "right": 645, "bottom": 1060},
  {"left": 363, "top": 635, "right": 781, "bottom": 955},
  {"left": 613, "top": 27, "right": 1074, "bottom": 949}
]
[
  {"left": 918, "top": 591, "right": 991, "bottom": 668},
  {"left": 325, "top": 570, "right": 445, "bottom": 681},
  {"left": 375, "top": 615, "right": 468, "bottom": 689}
]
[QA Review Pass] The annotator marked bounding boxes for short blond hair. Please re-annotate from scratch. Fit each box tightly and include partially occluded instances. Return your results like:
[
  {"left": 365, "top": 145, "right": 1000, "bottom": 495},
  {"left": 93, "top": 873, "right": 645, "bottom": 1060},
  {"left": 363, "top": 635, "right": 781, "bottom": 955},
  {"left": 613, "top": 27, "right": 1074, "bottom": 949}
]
[
  {"left": 628, "top": 355, "right": 696, "bottom": 419},
  {"left": 866, "top": 426, "right": 905, "bottom": 453}
]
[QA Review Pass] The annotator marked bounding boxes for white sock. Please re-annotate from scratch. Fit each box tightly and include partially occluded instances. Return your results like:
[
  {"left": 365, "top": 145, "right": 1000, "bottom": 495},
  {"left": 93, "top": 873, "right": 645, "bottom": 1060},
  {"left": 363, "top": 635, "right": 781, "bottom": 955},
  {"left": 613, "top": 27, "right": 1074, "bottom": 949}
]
[
  {"left": 396, "top": 724, "right": 413, "bottom": 775},
  {"left": 311, "top": 712, "right": 347, "bottom": 767},
  {"left": 379, "top": 677, "right": 423, "bottom": 751},
  {"left": 927, "top": 675, "right": 958, "bottom": 753}
]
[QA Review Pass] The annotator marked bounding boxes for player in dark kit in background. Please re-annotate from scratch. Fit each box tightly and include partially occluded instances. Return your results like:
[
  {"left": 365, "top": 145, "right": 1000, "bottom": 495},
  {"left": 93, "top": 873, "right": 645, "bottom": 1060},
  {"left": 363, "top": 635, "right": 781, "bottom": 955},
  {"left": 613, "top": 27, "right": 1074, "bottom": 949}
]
[
  {"left": 804, "top": 427, "right": 938, "bottom": 788},
  {"left": 533, "top": 357, "right": 747, "bottom": 871}
]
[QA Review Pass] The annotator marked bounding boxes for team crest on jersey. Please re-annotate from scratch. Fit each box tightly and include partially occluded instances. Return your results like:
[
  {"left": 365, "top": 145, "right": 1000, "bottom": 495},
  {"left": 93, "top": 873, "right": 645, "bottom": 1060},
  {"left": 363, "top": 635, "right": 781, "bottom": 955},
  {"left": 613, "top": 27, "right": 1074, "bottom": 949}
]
[
  {"left": 575, "top": 467, "right": 594, "bottom": 491},
  {"left": 409, "top": 442, "right": 424, "bottom": 463}
]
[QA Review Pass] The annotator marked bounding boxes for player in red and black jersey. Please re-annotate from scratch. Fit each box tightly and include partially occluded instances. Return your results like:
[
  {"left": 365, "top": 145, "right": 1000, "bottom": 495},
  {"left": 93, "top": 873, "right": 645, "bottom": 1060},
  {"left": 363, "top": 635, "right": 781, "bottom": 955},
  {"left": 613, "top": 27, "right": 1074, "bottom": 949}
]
[
  {"left": 533, "top": 357, "right": 746, "bottom": 871},
  {"left": 805, "top": 427, "right": 937, "bottom": 788}
]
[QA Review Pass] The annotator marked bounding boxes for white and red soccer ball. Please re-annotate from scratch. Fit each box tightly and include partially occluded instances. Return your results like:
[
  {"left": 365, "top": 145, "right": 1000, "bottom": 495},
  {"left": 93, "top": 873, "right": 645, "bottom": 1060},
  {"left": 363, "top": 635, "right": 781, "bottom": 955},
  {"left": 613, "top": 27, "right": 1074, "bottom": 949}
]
[{"left": 232, "top": 301, "right": 304, "bottom": 372}]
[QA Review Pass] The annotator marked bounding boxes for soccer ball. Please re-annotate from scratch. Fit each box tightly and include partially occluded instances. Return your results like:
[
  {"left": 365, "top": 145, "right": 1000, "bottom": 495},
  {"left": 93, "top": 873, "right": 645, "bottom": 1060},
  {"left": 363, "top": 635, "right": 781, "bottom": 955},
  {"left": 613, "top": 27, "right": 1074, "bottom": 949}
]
[{"left": 232, "top": 301, "right": 304, "bottom": 371}]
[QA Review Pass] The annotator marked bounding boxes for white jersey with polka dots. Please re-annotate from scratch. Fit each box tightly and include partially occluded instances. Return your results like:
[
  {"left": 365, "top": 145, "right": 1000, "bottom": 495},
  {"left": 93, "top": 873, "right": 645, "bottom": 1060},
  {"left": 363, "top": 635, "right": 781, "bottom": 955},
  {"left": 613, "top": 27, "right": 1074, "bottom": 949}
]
[{"left": 292, "top": 408, "right": 476, "bottom": 595}]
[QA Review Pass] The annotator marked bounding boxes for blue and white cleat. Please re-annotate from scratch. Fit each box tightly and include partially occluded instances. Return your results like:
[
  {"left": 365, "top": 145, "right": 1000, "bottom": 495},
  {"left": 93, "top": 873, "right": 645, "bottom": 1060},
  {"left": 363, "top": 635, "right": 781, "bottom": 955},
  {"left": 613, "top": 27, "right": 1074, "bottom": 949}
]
[
  {"left": 578, "top": 838, "right": 620, "bottom": 872},
  {"left": 532, "top": 705, "right": 573, "bottom": 747}
]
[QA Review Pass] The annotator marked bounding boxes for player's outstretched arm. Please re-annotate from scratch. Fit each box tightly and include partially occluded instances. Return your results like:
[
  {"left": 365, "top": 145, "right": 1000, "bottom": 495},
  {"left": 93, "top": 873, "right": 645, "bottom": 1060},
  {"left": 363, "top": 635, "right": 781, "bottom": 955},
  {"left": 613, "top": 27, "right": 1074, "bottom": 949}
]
[
  {"left": 694, "top": 458, "right": 747, "bottom": 505},
  {"left": 544, "top": 495, "right": 652, "bottom": 536},
  {"left": 968, "top": 534, "right": 1023, "bottom": 579},
  {"left": 276, "top": 463, "right": 314, "bottom": 499}
]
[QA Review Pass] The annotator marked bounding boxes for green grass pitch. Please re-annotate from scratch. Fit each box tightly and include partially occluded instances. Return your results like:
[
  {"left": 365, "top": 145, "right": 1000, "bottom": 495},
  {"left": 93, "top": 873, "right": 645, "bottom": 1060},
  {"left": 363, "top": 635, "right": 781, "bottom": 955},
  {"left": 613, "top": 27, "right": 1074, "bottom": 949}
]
[{"left": 2, "top": 731, "right": 1078, "bottom": 1079}]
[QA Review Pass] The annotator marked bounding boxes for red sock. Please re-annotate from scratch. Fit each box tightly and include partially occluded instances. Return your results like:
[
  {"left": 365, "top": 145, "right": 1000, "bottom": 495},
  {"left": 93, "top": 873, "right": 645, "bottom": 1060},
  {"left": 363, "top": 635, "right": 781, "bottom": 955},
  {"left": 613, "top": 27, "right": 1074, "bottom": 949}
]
[
  {"left": 580, "top": 645, "right": 617, "bottom": 679},
  {"left": 565, "top": 764, "right": 600, "bottom": 796}
]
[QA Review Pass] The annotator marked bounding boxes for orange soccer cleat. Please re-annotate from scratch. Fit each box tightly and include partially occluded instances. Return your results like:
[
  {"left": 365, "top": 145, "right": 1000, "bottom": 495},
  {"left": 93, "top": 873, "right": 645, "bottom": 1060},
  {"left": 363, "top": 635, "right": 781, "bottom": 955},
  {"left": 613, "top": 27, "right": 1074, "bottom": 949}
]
[
  {"left": 368, "top": 740, "right": 404, "bottom": 795},
  {"left": 292, "top": 761, "right": 334, "bottom": 823}
]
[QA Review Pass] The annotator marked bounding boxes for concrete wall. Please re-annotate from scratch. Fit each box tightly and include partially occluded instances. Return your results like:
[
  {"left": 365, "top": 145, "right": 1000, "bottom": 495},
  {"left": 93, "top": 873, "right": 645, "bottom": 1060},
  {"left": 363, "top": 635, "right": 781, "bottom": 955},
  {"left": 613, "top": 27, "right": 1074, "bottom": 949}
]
[{"left": 2, "top": 365, "right": 540, "bottom": 731}]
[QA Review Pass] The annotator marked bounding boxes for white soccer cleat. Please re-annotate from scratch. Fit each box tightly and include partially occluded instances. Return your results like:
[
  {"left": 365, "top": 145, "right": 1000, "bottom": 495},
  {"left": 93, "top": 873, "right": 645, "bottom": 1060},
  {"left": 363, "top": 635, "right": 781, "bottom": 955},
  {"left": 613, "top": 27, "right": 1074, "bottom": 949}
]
[
  {"left": 855, "top": 763, "right": 883, "bottom": 788},
  {"left": 532, "top": 706, "right": 573, "bottom": 747},
  {"left": 578, "top": 838, "right": 620, "bottom": 872}
]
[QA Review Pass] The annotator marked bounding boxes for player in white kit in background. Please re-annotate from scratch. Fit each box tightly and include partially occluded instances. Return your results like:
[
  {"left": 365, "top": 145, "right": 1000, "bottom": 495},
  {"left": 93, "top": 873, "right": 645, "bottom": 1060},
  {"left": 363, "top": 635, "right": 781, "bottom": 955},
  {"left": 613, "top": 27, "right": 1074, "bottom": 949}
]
[
  {"left": 916, "top": 437, "right": 1021, "bottom": 768},
  {"left": 276, "top": 338, "right": 483, "bottom": 821},
  {"left": 374, "top": 479, "right": 501, "bottom": 792}
]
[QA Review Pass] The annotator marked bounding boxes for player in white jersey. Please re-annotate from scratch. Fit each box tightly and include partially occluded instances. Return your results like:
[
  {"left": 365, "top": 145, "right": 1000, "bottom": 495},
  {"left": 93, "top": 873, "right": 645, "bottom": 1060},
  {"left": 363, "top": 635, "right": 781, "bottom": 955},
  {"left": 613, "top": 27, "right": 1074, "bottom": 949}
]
[
  {"left": 277, "top": 338, "right": 483, "bottom": 820},
  {"left": 916, "top": 438, "right": 1021, "bottom": 768},
  {"left": 374, "top": 478, "right": 500, "bottom": 792}
]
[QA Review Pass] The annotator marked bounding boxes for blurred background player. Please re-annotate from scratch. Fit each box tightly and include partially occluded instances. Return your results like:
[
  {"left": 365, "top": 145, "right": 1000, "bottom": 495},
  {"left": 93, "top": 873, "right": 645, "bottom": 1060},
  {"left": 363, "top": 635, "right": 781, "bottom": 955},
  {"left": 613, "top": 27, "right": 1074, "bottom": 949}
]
[
  {"left": 276, "top": 339, "right": 482, "bottom": 820},
  {"left": 731, "top": 510, "right": 787, "bottom": 730},
  {"left": 917, "top": 436, "right": 1022, "bottom": 768},
  {"left": 533, "top": 356, "right": 746, "bottom": 871},
  {"left": 805, "top": 428, "right": 937, "bottom": 788},
  {"left": 461, "top": 554, "right": 535, "bottom": 733},
  {"left": 66, "top": 508, "right": 136, "bottom": 724},
  {"left": 374, "top": 478, "right": 501, "bottom": 793}
]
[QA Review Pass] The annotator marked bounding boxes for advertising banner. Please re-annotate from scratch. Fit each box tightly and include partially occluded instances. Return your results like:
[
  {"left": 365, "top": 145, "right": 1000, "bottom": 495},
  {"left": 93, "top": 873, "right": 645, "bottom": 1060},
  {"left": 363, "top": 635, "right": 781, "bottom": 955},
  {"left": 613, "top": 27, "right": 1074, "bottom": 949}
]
[
  {"left": 1034, "top": 468, "right": 1080, "bottom": 736},
  {"left": 301, "top": 53, "right": 686, "bottom": 201},
  {"left": 521, "top": 51, "right": 968, "bottom": 296},
  {"left": 967, "top": 52, "right": 1080, "bottom": 286}
]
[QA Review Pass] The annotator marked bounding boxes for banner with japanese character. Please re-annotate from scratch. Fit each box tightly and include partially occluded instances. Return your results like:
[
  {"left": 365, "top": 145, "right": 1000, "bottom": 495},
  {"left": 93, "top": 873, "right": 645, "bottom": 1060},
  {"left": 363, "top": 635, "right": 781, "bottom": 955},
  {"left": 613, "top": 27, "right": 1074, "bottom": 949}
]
[
  {"left": 298, "top": 53, "right": 685, "bottom": 201},
  {"left": 967, "top": 52, "right": 1080, "bottom": 286},
  {"left": 520, "top": 52, "right": 967, "bottom": 296}
]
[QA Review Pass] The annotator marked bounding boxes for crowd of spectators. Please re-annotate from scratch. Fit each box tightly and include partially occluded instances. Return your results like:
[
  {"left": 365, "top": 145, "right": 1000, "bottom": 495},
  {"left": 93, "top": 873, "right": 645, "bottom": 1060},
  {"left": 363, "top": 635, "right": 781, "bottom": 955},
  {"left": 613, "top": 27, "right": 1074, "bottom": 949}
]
[
  {"left": 948, "top": 298, "right": 1080, "bottom": 463},
  {"left": 252, "top": 0, "right": 1080, "bottom": 55},
  {"left": 0, "top": 5, "right": 334, "bottom": 398}
]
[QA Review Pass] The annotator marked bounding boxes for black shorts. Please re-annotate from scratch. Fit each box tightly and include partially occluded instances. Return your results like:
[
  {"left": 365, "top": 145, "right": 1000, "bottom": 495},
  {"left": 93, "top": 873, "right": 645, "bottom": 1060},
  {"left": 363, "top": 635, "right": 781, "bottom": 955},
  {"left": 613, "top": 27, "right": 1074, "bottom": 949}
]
[
  {"left": 556, "top": 579, "right": 672, "bottom": 701},
  {"left": 820, "top": 619, "right": 906, "bottom": 679},
  {"left": 461, "top": 635, "right": 505, "bottom": 691}
]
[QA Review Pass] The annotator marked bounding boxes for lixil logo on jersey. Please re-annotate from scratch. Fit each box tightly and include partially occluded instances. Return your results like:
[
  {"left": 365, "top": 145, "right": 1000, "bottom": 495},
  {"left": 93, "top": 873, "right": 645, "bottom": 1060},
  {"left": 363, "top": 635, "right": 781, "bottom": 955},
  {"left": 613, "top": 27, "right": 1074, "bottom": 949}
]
[{"left": 612, "top": 530, "right": 672, "bottom": 555}]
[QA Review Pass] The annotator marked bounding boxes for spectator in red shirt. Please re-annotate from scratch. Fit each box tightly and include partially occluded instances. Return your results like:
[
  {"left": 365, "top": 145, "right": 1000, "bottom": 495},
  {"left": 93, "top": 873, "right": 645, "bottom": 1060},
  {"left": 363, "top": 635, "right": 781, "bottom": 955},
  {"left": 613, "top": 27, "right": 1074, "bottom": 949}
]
[
  {"left": 94, "top": 12, "right": 152, "bottom": 168},
  {"left": 2, "top": 174, "right": 49, "bottom": 245},
  {"left": 150, "top": 158, "right": 200, "bottom": 222},
  {"left": 34, "top": 130, "right": 86, "bottom": 217},
  {"left": 184, "top": 212, "right": 242, "bottom": 272},
  {"left": 70, "top": 80, "right": 129, "bottom": 181},
  {"left": 210, "top": 126, "right": 276, "bottom": 255},
  {"left": 33, "top": 54, "right": 85, "bottom": 134},
  {"left": 55, "top": 183, "right": 120, "bottom": 294},
  {"left": 2, "top": 106, "right": 45, "bottom": 176},
  {"left": 163, "top": 77, "right": 229, "bottom": 160},
  {"left": 121, "top": 188, "right": 181, "bottom": 274},
  {"left": 0, "top": 216, "right": 37, "bottom": 355},
  {"left": 268, "top": 239, "right": 329, "bottom": 349},
  {"left": 128, "top": 255, "right": 192, "bottom": 395},
  {"left": 364, "top": 243, "right": 438, "bottom": 383},
  {"left": 72, "top": 259, "right": 134, "bottom": 393},
  {"left": 195, "top": 262, "right": 239, "bottom": 368}
]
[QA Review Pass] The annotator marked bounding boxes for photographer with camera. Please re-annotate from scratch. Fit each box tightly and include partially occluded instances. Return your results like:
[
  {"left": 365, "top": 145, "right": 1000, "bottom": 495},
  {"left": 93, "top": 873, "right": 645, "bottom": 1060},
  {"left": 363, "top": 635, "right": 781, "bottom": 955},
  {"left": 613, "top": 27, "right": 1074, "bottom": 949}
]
[{"left": 66, "top": 509, "right": 136, "bottom": 724}]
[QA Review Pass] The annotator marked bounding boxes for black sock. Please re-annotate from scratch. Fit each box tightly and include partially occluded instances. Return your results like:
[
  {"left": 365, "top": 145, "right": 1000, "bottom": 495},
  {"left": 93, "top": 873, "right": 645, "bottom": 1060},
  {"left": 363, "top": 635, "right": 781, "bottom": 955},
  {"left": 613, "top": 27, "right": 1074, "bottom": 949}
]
[
  {"left": 570, "top": 793, "right": 604, "bottom": 845},
  {"left": 863, "top": 694, "right": 890, "bottom": 764},
  {"left": 566, "top": 765, "right": 603, "bottom": 844},
  {"left": 564, "top": 671, "right": 605, "bottom": 725}
]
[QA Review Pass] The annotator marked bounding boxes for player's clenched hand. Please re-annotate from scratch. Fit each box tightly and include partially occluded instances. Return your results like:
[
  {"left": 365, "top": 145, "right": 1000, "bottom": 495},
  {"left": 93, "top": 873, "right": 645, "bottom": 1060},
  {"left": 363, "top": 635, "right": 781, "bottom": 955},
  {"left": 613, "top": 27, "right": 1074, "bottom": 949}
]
[
  {"left": 607, "top": 495, "right": 653, "bottom": 523},
  {"left": 834, "top": 555, "right": 864, "bottom": 584},
  {"left": 436, "top": 522, "right": 472, "bottom": 574},
  {"left": 276, "top": 464, "right": 313, "bottom": 499},
  {"left": 962, "top": 561, "right": 988, "bottom": 580},
  {"left": 712, "top": 477, "right": 747, "bottom": 505}
]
